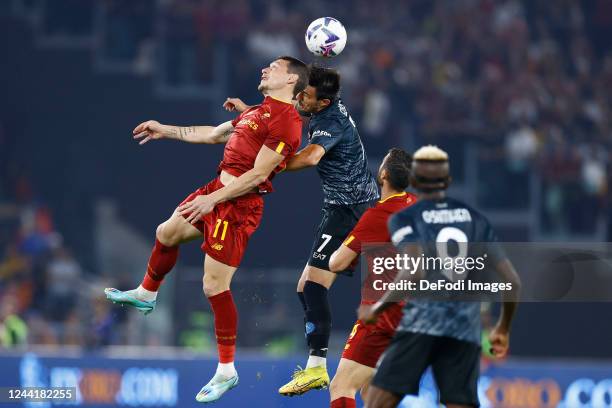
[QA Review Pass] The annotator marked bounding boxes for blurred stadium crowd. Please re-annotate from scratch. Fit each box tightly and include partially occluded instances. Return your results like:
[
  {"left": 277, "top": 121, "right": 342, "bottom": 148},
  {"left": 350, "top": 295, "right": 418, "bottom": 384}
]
[
  {"left": 0, "top": 190, "right": 121, "bottom": 348},
  {"left": 1, "top": 0, "right": 612, "bottom": 349},
  {"left": 93, "top": 0, "right": 612, "bottom": 231}
]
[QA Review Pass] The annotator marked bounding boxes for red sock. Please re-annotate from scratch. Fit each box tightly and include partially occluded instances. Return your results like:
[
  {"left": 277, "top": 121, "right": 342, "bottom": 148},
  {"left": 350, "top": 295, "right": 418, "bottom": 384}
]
[
  {"left": 208, "top": 290, "right": 237, "bottom": 363},
  {"left": 141, "top": 239, "right": 179, "bottom": 291},
  {"left": 331, "top": 397, "right": 356, "bottom": 408}
]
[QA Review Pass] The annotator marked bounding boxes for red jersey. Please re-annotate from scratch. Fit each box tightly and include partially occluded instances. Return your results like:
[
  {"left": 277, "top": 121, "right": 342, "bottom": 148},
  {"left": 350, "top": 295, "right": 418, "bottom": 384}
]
[
  {"left": 342, "top": 191, "right": 417, "bottom": 304},
  {"left": 220, "top": 96, "right": 302, "bottom": 193}
]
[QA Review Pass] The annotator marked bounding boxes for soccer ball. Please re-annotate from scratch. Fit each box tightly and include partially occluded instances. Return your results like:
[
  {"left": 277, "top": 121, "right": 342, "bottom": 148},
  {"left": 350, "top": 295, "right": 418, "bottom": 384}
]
[{"left": 305, "top": 17, "right": 347, "bottom": 57}]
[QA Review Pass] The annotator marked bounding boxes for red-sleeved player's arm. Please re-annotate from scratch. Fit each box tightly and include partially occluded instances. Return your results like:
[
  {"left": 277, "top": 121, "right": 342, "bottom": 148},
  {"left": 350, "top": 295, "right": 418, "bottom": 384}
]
[
  {"left": 263, "top": 111, "right": 302, "bottom": 159},
  {"left": 329, "top": 209, "right": 381, "bottom": 273}
]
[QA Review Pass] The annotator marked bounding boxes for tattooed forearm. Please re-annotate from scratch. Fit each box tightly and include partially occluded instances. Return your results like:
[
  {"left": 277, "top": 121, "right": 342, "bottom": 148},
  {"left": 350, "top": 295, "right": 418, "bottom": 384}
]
[
  {"left": 167, "top": 122, "right": 232, "bottom": 144},
  {"left": 179, "top": 126, "right": 196, "bottom": 140}
]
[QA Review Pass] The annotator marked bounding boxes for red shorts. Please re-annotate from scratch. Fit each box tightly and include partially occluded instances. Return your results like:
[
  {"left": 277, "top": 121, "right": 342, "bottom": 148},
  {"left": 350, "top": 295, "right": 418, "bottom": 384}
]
[
  {"left": 341, "top": 303, "right": 404, "bottom": 368},
  {"left": 180, "top": 177, "right": 264, "bottom": 267}
]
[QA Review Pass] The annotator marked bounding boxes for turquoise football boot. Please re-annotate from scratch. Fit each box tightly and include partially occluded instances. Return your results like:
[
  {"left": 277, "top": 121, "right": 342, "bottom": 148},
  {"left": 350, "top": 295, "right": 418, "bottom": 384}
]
[
  {"left": 195, "top": 373, "right": 239, "bottom": 403},
  {"left": 104, "top": 288, "right": 156, "bottom": 315}
]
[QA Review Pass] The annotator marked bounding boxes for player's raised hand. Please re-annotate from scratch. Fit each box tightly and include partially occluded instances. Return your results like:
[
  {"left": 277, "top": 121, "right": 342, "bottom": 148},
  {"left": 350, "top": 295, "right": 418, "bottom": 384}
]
[
  {"left": 488, "top": 326, "right": 510, "bottom": 358},
  {"left": 133, "top": 120, "right": 168, "bottom": 145},
  {"left": 223, "top": 98, "right": 249, "bottom": 113},
  {"left": 177, "top": 195, "right": 216, "bottom": 224}
]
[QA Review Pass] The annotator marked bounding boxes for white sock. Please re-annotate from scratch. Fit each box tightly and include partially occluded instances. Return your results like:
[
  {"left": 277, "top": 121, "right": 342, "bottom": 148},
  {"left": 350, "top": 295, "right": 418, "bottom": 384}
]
[
  {"left": 306, "top": 355, "right": 326, "bottom": 369},
  {"left": 216, "top": 362, "right": 237, "bottom": 377},
  {"left": 132, "top": 285, "right": 157, "bottom": 302}
]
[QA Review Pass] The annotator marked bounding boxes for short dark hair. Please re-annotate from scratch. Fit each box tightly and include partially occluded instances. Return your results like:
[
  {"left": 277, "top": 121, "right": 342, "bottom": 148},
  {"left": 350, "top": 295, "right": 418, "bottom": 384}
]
[
  {"left": 278, "top": 56, "right": 309, "bottom": 98},
  {"left": 384, "top": 148, "right": 412, "bottom": 191},
  {"left": 308, "top": 65, "right": 340, "bottom": 101}
]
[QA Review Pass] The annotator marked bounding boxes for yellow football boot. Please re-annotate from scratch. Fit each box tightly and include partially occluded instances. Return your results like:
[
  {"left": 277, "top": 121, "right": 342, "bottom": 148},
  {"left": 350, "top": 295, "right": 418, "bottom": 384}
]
[{"left": 278, "top": 366, "right": 330, "bottom": 396}]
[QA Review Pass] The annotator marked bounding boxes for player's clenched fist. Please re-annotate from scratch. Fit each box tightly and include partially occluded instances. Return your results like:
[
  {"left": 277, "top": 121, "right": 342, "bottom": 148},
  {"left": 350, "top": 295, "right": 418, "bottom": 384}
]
[{"left": 133, "top": 120, "right": 170, "bottom": 145}]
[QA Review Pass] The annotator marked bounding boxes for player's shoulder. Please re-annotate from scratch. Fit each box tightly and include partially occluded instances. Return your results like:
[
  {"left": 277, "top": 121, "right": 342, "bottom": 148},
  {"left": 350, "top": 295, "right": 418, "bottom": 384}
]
[
  {"left": 396, "top": 195, "right": 428, "bottom": 215},
  {"left": 378, "top": 192, "right": 417, "bottom": 212},
  {"left": 331, "top": 100, "right": 353, "bottom": 126},
  {"left": 246, "top": 104, "right": 262, "bottom": 111},
  {"left": 265, "top": 97, "right": 301, "bottom": 120},
  {"left": 401, "top": 192, "right": 418, "bottom": 208},
  {"left": 353, "top": 204, "right": 391, "bottom": 235},
  {"left": 316, "top": 99, "right": 348, "bottom": 121},
  {"left": 356, "top": 206, "right": 383, "bottom": 227},
  {"left": 362, "top": 207, "right": 394, "bottom": 231},
  {"left": 407, "top": 192, "right": 418, "bottom": 201},
  {"left": 311, "top": 107, "right": 344, "bottom": 130},
  {"left": 335, "top": 98, "right": 351, "bottom": 117},
  {"left": 237, "top": 104, "right": 262, "bottom": 118}
]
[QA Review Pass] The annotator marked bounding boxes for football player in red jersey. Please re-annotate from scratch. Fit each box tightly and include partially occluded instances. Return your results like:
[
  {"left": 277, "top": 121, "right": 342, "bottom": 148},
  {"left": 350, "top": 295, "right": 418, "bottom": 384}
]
[
  {"left": 326, "top": 148, "right": 416, "bottom": 408},
  {"left": 104, "top": 56, "right": 309, "bottom": 403}
]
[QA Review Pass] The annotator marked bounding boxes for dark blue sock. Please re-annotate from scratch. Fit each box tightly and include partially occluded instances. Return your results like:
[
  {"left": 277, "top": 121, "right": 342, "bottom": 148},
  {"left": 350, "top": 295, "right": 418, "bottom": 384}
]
[
  {"left": 303, "top": 281, "right": 331, "bottom": 358},
  {"left": 298, "top": 291, "right": 308, "bottom": 345}
]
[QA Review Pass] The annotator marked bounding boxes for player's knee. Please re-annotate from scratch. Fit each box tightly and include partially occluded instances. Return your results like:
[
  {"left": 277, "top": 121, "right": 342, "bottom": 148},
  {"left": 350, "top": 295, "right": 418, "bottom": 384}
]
[
  {"left": 156, "top": 222, "right": 174, "bottom": 245},
  {"left": 329, "top": 374, "right": 354, "bottom": 399},
  {"left": 155, "top": 223, "right": 164, "bottom": 239},
  {"left": 305, "top": 267, "right": 335, "bottom": 289},
  {"left": 156, "top": 218, "right": 184, "bottom": 246},
  {"left": 296, "top": 275, "right": 307, "bottom": 292},
  {"left": 202, "top": 276, "right": 216, "bottom": 297},
  {"left": 329, "top": 376, "right": 343, "bottom": 396},
  {"left": 202, "top": 273, "right": 226, "bottom": 297}
]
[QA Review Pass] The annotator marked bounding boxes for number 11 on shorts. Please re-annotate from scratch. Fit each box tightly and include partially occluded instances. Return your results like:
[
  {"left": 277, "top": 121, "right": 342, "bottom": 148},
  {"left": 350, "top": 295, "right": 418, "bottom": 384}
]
[
  {"left": 213, "top": 218, "right": 229, "bottom": 240},
  {"left": 317, "top": 234, "right": 332, "bottom": 252}
]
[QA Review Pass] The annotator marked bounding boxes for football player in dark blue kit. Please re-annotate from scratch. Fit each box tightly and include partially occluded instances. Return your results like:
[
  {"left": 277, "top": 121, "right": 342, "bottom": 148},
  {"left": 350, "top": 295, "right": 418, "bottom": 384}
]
[
  {"left": 224, "top": 65, "right": 379, "bottom": 394},
  {"left": 359, "top": 145, "right": 521, "bottom": 408},
  {"left": 282, "top": 66, "right": 379, "bottom": 394}
]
